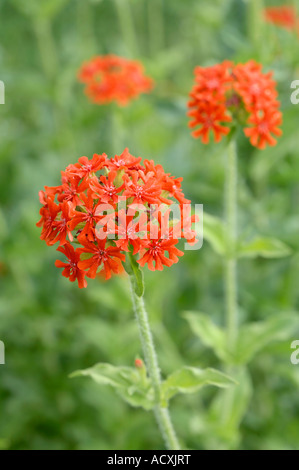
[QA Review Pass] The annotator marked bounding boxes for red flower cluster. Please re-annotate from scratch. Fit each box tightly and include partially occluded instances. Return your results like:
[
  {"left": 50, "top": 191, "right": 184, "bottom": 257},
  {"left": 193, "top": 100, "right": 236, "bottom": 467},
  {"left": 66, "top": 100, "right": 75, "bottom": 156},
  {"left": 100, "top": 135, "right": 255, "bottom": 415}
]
[
  {"left": 37, "top": 149, "right": 196, "bottom": 288},
  {"left": 78, "top": 55, "right": 153, "bottom": 106},
  {"left": 187, "top": 60, "right": 282, "bottom": 149},
  {"left": 264, "top": 6, "right": 297, "bottom": 31}
]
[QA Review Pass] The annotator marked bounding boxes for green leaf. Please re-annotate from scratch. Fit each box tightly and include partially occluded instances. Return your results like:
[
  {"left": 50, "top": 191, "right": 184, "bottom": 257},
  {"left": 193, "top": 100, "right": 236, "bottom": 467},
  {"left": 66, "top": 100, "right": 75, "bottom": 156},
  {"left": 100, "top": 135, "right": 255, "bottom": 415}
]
[
  {"left": 209, "top": 368, "right": 252, "bottom": 446},
  {"left": 238, "top": 237, "right": 291, "bottom": 259},
  {"left": 70, "top": 363, "right": 154, "bottom": 410},
  {"left": 124, "top": 252, "right": 144, "bottom": 297},
  {"left": 161, "top": 366, "right": 235, "bottom": 404},
  {"left": 234, "top": 313, "right": 299, "bottom": 365},
  {"left": 203, "top": 213, "right": 227, "bottom": 255},
  {"left": 183, "top": 311, "right": 229, "bottom": 362}
]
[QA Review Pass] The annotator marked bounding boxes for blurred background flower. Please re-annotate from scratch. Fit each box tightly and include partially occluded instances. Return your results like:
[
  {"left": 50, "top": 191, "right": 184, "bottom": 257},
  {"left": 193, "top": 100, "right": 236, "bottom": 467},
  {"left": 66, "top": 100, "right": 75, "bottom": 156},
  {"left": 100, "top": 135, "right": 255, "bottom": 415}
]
[
  {"left": 187, "top": 60, "right": 282, "bottom": 148},
  {"left": 78, "top": 55, "right": 153, "bottom": 106},
  {"left": 264, "top": 5, "right": 298, "bottom": 31}
]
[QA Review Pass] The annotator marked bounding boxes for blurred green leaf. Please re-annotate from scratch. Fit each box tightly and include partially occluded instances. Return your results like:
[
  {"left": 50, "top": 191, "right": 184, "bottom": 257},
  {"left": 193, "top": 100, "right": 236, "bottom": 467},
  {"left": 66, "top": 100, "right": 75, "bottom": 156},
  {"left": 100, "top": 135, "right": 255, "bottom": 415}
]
[
  {"left": 183, "top": 311, "right": 229, "bottom": 362},
  {"left": 209, "top": 368, "right": 252, "bottom": 447},
  {"left": 161, "top": 366, "right": 235, "bottom": 405},
  {"left": 238, "top": 237, "right": 291, "bottom": 259},
  {"left": 124, "top": 252, "right": 144, "bottom": 297},
  {"left": 71, "top": 363, "right": 155, "bottom": 410},
  {"left": 184, "top": 311, "right": 298, "bottom": 366},
  {"left": 203, "top": 213, "right": 227, "bottom": 255},
  {"left": 234, "top": 313, "right": 299, "bottom": 365}
]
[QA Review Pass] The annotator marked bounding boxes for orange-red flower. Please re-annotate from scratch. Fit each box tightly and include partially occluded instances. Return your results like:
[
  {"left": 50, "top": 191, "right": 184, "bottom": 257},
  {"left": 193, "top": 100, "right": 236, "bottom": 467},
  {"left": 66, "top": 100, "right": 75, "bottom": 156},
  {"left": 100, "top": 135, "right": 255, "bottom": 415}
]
[
  {"left": 37, "top": 149, "right": 196, "bottom": 288},
  {"left": 37, "top": 195, "right": 62, "bottom": 246},
  {"left": 65, "top": 153, "right": 108, "bottom": 180},
  {"left": 113, "top": 210, "right": 148, "bottom": 254},
  {"left": 78, "top": 55, "right": 154, "bottom": 106},
  {"left": 264, "top": 6, "right": 297, "bottom": 31},
  {"left": 77, "top": 238, "right": 125, "bottom": 280},
  {"left": 91, "top": 171, "right": 125, "bottom": 204},
  {"left": 187, "top": 60, "right": 282, "bottom": 149},
  {"left": 188, "top": 103, "right": 231, "bottom": 144},
  {"left": 138, "top": 225, "right": 184, "bottom": 272},
  {"left": 68, "top": 191, "right": 103, "bottom": 242},
  {"left": 55, "top": 243, "right": 87, "bottom": 289},
  {"left": 244, "top": 109, "right": 282, "bottom": 150}
]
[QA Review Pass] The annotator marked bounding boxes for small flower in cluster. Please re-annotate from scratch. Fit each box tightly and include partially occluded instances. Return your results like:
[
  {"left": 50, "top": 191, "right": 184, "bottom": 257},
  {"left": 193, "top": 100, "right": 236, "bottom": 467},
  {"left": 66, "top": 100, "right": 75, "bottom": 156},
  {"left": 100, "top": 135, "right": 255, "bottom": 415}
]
[
  {"left": 37, "top": 149, "right": 197, "bottom": 288},
  {"left": 78, "top": 55, "right": 154, "bottom": 106},
  {"left": 264, "top": 6, "right": 298, "bottom": 31},
  {"left": 187, "top": 60, "right": 282, "bottom": 149}
]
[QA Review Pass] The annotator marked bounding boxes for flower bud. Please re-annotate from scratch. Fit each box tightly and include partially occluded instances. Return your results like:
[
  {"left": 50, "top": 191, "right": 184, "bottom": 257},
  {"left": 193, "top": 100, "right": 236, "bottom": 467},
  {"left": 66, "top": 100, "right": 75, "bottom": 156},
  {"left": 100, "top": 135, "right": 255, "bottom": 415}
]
[{"left": 135, "top": 358, "right": 144, "bottom": 369}]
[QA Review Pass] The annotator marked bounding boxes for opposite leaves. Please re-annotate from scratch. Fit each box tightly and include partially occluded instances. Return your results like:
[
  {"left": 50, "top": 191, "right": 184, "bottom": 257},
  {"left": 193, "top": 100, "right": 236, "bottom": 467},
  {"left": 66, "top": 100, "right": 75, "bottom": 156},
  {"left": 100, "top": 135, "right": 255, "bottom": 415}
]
[
  {"left": 203, "top": 212, "right": 291, "bottom": 259},
  {"left": 71, "top": 362, "right": 235, "bottom": 409},
  {"left": 184, "top": 311, "right": 299, "bottom": 365}
]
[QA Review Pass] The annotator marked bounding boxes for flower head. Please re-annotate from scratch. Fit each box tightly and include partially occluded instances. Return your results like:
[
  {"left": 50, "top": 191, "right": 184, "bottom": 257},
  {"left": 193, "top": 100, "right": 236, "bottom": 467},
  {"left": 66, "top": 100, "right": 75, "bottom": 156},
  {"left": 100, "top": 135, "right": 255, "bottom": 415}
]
[
  {"left": 78, "top": 55, "right": 154, "bottom": 106},
  {"left": 264, "top": 6, "right": 297, "bottom": 31},
  {"left": 37, "top": 149, "right": 196, "bottom": 288},
  {"left": 187, "top": 60, "right": 282, "bottom": 149}
]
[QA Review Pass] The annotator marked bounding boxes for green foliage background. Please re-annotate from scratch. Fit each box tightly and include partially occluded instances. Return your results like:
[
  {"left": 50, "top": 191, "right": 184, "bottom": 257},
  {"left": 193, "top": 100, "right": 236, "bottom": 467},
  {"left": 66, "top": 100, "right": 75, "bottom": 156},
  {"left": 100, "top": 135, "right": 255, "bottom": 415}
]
[{"left": 0, "top": 0, "right": 299, "bottom": 450}]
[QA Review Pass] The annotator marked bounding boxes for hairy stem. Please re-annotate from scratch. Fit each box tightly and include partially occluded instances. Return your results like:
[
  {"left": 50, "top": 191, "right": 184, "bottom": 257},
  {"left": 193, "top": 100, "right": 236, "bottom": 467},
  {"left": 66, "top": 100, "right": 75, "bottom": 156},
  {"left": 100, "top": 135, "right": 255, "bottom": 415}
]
[
  {"left": 225, "top": 138, "right": 238, "bottom": 347},
  {"left": 221, "top": 138, "right": 239, "bottom": 428},
  {"left": 129, "top": 276, "right": 180, "bottom": 450}
]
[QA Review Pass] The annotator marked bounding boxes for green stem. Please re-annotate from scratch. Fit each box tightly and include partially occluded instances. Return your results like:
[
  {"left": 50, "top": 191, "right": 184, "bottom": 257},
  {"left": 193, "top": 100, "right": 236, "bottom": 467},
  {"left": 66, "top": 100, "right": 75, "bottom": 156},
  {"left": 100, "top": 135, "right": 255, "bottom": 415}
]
[
  {"left": 129, "top": 275, "right": 180, "bottom": 450},
  {"left": 77, "top": 0, "right": 97, "bottom": 55},
  {"left": 148, "top": 0, "right": 165, "bottom": 55},
  {"left": 247, "top": 0, "right": 265, "bottom": 50},
  {"left": 114, "top": 0, "right": 138, "bottom": 56},
  {"left": 110, "top": 105, "right": 124, "bottom": 155},
  {"left": 221, "top": 138, "right": 239, "bottom": 429},
  {"left": 225, "top": 138, "right": 238, "bottom": 348},
  {"left": 33, "top": 17, "right": 58, "bottom": 80},
  {"left": 33, "top": 16, "right": 75, "bottom": 154}
]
